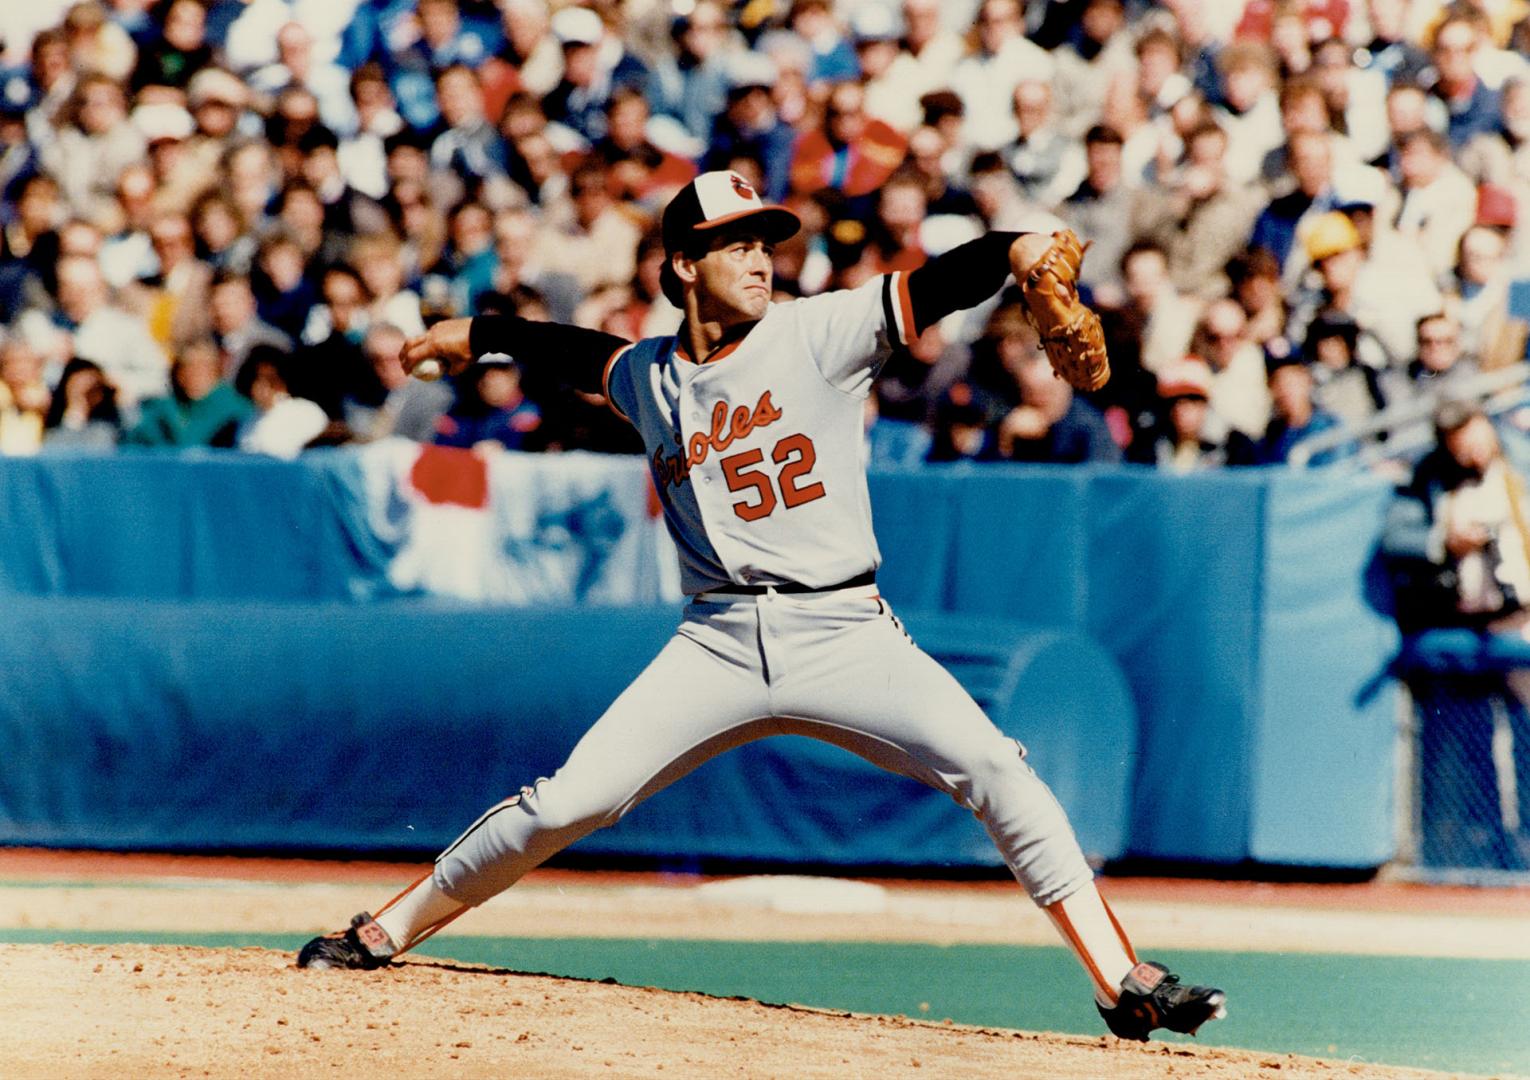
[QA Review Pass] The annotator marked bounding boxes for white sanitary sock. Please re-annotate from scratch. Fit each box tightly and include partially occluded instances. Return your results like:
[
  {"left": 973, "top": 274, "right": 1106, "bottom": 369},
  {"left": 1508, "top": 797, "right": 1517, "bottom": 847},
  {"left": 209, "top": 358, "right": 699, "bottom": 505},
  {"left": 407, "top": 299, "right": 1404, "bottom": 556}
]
[
  {"left": 1044, "top": 882, "right": 1138, "bottom": 1008},
  {"left": 375, "top": 874, "right": 465, "bottom": 951}
]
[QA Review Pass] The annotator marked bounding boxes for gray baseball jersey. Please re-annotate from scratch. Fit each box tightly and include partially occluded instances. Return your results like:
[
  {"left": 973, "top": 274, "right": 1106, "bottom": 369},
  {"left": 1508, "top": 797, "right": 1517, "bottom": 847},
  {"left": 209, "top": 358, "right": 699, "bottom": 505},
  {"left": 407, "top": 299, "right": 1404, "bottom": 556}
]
[{"left": 602, "top": 272, "right": 918, "bottom": 595}]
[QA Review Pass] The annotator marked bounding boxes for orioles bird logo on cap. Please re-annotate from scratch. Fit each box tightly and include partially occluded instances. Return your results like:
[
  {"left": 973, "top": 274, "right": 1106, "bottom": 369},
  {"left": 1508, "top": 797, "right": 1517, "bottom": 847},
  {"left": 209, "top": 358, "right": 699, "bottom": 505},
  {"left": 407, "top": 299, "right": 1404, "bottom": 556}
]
[{"left": 730, "top": 173, "right": 756, "bottom": 200}]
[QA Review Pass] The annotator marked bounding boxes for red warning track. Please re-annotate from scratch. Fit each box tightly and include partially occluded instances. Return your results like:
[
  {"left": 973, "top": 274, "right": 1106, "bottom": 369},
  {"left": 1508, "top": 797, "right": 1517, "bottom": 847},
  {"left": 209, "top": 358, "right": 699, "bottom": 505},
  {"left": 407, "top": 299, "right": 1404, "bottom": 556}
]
[{"left": 1, "top": 848, "right": 1524, "bottom": 916}]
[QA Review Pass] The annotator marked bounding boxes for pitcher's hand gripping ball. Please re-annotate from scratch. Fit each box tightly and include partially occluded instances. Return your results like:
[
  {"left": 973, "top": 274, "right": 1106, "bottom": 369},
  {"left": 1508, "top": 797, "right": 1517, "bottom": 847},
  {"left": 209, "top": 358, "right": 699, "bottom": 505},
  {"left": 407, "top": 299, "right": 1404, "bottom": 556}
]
[
  {"left": 1016, "top": 229, "right": 1110, "bottom": 393},
  {"left": 400, "top": 318, "right": 475, "bottom": 382}
]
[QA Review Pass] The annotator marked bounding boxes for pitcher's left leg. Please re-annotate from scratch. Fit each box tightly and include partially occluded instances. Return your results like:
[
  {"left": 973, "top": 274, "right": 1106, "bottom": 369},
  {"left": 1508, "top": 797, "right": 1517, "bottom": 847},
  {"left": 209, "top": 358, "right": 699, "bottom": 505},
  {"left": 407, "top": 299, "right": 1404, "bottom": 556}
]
[
  {"left": 767, "top": 598, "right": 1093, "bottom": 904},
  {"left": 766, "top": 595, "right": 1224, "bottom": 1037}
]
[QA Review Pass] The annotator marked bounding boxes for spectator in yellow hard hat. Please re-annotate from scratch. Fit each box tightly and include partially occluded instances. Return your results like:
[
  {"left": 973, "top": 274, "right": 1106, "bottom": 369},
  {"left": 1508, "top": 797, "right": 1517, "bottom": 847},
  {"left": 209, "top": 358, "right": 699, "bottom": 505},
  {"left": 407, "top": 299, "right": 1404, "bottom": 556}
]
[{"left": 1285, "top": 211, "right": 1399, "bottom": 373}]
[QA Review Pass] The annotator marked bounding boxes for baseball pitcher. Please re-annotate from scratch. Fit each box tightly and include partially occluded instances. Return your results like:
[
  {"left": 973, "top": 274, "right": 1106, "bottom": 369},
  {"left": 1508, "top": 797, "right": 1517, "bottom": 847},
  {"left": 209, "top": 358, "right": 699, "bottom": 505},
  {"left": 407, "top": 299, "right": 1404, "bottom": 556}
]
[{"left": 297, "top": 171, "right": 1225, "bottom": 1042}]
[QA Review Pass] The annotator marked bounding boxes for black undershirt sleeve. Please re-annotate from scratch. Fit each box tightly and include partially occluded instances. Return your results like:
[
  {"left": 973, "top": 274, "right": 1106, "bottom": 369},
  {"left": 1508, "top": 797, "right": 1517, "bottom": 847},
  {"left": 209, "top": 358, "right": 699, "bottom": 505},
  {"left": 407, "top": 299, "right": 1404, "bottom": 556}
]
[
  {"left": 467, "top": 316, "right": 630, "bottom": 397},
  {"left": 469, "top": 235, "right": 1026, "bottom": 391},
  {"left": 902, "top": 231, "right": 1022, "bottom": 338}
]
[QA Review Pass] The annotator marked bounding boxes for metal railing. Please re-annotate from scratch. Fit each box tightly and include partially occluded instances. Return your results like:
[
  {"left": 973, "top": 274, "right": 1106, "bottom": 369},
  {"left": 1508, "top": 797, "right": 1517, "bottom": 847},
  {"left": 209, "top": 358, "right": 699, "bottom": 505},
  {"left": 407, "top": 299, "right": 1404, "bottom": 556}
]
[{"left": 1289, "top": 362, "right": 1530, "bottom": 469}]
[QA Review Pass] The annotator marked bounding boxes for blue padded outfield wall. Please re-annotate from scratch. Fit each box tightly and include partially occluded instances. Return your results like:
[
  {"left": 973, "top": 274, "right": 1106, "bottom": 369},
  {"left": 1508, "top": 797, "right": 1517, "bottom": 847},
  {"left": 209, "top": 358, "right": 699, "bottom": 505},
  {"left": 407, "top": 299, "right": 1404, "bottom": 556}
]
[
  {"left": 0, "top": 450, "right": 1400, "bottom": 869},
  {"left": 870, "top": 466, "right": 1401, "bottom": 867},
  {"left": 0, "top": 600, "right": 1137, "bottom": 868}
]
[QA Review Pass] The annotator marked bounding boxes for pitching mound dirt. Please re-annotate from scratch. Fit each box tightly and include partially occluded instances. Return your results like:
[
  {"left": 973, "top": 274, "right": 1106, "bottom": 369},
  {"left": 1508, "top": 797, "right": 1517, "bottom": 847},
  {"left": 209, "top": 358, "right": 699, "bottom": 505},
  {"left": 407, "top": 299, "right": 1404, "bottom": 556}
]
[{"left": 0, "top": 944, "right": 1471, "bottom": 1080}]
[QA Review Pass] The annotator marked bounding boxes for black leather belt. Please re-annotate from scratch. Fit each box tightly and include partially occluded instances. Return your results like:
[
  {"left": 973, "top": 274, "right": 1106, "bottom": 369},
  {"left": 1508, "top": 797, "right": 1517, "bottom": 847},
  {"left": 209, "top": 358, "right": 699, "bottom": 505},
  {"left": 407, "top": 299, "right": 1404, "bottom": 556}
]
[{"left": 710, "top": 570, "right": 877, "bottom": 595}]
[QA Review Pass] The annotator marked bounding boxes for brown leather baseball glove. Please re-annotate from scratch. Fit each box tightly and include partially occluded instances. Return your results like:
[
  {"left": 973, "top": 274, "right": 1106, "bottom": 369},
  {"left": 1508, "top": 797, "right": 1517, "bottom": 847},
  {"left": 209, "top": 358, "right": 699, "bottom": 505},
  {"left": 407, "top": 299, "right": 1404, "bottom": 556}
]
[{"left": 1015, "top": 230, "right": 1110, "bottom": 392}]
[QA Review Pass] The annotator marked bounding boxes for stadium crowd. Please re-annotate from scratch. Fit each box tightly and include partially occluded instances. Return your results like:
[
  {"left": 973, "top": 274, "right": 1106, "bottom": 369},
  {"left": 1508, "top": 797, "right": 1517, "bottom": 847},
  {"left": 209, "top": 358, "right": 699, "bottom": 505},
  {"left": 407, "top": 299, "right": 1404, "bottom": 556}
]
[{"left": 0, "top": 0, "right": 1528, "bottom": 469}]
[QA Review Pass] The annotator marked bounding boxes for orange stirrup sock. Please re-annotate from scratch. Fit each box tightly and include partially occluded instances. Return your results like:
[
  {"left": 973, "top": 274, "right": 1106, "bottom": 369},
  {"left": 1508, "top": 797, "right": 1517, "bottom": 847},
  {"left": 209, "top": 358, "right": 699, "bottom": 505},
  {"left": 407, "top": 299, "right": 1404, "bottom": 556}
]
[
  {"left": 375, "top": 872, "right": 465, "bottom": 953},
  {"left": 1045, "top": 883, "right": 1138, "bottom": 1008}
]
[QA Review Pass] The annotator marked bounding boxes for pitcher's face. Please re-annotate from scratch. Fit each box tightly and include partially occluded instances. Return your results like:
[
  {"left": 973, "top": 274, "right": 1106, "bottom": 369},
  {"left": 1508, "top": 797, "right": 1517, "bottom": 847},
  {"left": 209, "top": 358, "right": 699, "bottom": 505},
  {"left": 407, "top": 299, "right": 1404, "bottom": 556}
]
[{"left": 685, "top": 227, "right": 775, "bottom": 324}]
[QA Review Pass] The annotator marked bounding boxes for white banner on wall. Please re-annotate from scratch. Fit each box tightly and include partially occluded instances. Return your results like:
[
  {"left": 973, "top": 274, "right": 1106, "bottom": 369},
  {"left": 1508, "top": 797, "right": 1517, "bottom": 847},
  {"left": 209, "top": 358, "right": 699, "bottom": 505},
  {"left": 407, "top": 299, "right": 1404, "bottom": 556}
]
[{"left": 351, "top": 439, "right": 682, "bottom": 605}]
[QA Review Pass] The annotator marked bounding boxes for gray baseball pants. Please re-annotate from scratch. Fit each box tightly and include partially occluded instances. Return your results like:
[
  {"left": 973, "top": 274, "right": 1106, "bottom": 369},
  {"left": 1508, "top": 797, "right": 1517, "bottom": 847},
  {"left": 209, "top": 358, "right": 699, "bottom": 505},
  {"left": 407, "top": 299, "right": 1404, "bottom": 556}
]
[{"left": 432, "top": 585, "right": 1095, "bottom": 908}]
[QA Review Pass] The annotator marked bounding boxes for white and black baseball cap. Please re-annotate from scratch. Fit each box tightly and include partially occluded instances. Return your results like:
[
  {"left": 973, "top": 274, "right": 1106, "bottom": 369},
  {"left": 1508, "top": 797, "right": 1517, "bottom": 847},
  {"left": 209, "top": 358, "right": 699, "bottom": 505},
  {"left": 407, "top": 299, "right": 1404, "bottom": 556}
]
[{"left": 661, "top": 171, "right": 800, "bottom": 256}]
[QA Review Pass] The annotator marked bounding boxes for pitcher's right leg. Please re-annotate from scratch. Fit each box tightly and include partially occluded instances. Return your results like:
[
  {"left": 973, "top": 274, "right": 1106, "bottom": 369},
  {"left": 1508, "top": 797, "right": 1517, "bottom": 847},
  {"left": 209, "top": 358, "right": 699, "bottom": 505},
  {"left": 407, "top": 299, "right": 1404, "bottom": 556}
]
[
  {"left": 299, "top": 607, "right": 771, "bottom": 966},
  {"left": 434, "top": 626, "right": 770, "bottom": 906}
]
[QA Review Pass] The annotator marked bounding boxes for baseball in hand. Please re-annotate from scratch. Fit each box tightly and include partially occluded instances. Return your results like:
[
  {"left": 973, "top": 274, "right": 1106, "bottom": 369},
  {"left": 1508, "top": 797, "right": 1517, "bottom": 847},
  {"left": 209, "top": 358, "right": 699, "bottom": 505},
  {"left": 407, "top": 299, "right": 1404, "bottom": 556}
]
[{"left": 413, "top": 358, "right": 444, "bottom": 382}]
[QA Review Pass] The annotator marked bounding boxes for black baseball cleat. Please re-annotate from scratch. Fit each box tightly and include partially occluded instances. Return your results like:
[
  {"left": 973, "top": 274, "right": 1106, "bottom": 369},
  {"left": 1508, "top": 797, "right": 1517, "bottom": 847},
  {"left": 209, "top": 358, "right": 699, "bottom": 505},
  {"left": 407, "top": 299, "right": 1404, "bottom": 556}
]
[
  {"left": 1097, "top": 961, "right": 1226, "bottom": 1041},
  {"left": 296, "top": 912, "right": 399, "bottom": 970}
]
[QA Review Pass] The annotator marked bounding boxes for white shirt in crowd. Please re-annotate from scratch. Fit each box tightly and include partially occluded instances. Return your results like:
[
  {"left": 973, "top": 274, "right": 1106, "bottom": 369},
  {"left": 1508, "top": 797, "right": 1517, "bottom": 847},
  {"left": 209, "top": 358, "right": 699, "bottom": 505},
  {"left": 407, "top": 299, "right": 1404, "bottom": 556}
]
[
  {"left": 17, "top": 305, "right": 169, "bottom": 409},
  {"left": 238, "top": 394, "right": 330, "bottom": 460},
  {"left": 1448, "top": 459, "right": 1530, "bottom": 616}
]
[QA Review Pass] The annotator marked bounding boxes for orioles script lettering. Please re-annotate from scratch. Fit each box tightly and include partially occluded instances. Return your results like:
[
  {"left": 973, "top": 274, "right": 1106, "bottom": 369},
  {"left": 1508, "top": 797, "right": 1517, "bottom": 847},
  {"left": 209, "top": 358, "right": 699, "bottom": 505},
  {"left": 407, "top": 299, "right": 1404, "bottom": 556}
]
[{"left": 654, "top": 390, "right": 784, "bottom": 488}]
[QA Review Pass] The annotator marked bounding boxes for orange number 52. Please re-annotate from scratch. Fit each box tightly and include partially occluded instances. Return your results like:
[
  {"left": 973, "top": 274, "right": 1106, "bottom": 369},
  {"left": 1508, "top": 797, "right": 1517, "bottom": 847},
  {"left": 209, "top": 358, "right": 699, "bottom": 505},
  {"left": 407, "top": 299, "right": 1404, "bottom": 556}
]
[{"left": 719, "top": 434, "right": 827, "bottom": 521}]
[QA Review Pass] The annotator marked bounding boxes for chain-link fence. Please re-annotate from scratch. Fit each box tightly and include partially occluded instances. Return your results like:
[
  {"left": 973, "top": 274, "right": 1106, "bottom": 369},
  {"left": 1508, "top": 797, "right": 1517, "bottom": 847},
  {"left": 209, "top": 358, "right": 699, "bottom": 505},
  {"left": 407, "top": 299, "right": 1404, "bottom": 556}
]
[{"left": 1404, "top": 673, "right": 1530, "bottom": 880}]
